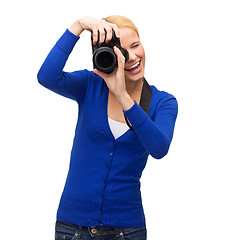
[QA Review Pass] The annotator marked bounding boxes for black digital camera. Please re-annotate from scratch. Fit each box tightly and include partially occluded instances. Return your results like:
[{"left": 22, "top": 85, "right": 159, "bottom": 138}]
[{"left": 92, "top": 30, "right": 129, "bottom": 74}]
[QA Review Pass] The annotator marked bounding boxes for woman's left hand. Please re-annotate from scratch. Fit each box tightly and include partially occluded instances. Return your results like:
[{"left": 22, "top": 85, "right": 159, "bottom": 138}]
[{"left": 93, "top": 47, "right": 134, "bottom": 110}]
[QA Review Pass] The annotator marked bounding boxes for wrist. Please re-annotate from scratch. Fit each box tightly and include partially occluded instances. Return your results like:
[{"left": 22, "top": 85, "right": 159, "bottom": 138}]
[
  {"left": 116, "top": 92, "right": 134, "bottom": 111},
  {"left": 69, "top": 20, "right": 84, "bottom": 36}
]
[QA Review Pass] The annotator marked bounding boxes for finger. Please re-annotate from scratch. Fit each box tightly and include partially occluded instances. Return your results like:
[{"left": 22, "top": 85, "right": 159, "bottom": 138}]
[
  {"left": 101, "top": 20, "right": 112, "bottom": 43},
  {"left": 98, "top": 27, "right": 106, "bottom": 45},
  {"left": 103, "top": 25, "right": 113, "bottom": 43},
  {"left": 109, "top": 23, "right": 120, "bottom": 38},
  {"left": 92, "top": 29, "right": 99, "bottom": 44}
]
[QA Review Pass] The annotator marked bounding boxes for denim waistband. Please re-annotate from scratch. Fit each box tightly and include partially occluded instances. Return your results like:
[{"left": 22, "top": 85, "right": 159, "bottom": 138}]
[{"left": 56, "top": 220, "right": 133, "bottom": 237}]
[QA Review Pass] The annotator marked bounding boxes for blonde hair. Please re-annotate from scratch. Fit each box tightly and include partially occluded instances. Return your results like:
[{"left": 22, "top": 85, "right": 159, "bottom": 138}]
[{"left": 104, "top": 15, "right": 139, "bottom": 37}]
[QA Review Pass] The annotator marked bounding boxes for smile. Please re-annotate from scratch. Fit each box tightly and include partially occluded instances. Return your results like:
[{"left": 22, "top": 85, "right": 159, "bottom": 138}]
[{"left": 125, "top": 61, "right": 141, "bottom": 71}]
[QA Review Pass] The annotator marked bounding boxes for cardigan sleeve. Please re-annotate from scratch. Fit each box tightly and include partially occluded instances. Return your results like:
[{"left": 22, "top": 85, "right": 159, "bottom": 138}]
[
  {"left": 37, "top": 29, "right": 88, "bottom": 102},
  {"left": 123, "top": 96, "right": 178, "bottom": 159}
]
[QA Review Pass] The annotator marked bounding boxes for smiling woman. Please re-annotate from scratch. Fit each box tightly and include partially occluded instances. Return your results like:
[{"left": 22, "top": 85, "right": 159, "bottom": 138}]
[
  {"left": 37, "top": 15, "right": 178, "bottom": 240},
  {"left": 101, "top": 15, "right": 146, "bottom": 85}
]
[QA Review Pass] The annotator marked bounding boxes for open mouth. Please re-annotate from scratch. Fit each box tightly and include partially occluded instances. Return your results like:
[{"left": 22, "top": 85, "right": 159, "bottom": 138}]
[{"left": 124, "top": 61, "right": 141, "bottom": 73}]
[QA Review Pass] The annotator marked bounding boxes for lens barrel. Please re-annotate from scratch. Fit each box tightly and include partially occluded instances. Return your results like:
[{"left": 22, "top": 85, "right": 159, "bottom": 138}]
[{"left": 93, "top": 47, "right": 117, "bottom": 74}]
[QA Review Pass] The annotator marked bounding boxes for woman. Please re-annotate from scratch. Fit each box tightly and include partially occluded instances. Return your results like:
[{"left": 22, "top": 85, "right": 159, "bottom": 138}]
[{"left": 37, "top": 16, "right": 178, "bottom": 240}]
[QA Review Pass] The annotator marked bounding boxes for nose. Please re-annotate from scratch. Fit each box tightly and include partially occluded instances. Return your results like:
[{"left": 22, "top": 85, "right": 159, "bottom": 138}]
[{"left": 127, "top": 50, "right": 137, "bottom": 63}]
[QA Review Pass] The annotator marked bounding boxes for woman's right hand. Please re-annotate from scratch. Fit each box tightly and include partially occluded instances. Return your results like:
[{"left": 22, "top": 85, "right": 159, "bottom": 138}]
[{"left": 69, "top": 17, "right": 119, "bottom": 45}]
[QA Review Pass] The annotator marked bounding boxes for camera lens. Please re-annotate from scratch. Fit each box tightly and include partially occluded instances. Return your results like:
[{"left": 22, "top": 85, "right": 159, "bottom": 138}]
[
  {"left": 93, "top": 47, "right": 117, "bottom": 74},
  {"left": 97, "top": 51, "right": 114, "bottom": 68}
]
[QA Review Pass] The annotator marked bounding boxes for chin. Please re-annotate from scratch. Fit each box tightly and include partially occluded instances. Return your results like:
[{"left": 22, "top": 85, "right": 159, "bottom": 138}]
[
  {"left": 125, "top": 73, "right": 144, "bottom": 82},
  {"left": 125, "top": 69, "right": 145, "bottom": 82}
]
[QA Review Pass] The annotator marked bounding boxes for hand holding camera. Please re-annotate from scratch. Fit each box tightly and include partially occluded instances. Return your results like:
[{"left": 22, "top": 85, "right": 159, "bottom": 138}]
[
  {"left": 69, "top": 17, "right": 119, "bottom": 44},
  {"left": 69, "top": 17, "right": 129, "bottom": 74}
]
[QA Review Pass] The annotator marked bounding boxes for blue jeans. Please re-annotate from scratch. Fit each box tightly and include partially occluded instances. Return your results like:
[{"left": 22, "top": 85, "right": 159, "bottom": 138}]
[{"left": 55, "top": 220, "right": 147, "bottom": 240}]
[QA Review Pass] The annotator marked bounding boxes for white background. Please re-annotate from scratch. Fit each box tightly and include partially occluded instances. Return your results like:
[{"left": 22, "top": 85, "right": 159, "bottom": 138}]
[{"left": 1, "top": 0, "right": 228, "bottom": 239}]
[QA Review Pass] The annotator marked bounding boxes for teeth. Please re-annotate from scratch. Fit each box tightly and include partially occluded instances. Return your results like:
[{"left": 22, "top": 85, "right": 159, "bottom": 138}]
[{"left": 125, "top": 61, "right": 140, "bottom": 70}]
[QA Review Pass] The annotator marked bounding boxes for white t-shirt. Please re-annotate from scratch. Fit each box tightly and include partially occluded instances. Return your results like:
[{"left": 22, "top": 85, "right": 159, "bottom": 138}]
[{"left": 108, "top": 118, "right": 129, "bottom": 139}]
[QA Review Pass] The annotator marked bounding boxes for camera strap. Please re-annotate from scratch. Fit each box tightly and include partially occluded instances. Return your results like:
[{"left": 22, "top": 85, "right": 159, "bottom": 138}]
[{"left": 124, "top": 78, "right": 152, "bottom": 131}]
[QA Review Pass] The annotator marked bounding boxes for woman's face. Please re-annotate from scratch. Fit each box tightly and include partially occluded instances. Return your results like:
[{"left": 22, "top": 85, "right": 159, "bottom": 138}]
[{"left": 119, "top": 27, "right": 145, "bottom": 82}]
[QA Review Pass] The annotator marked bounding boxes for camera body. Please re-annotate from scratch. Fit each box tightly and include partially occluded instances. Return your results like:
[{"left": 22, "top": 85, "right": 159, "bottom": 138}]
[{"left": 92, "top": 30, "right": 129, "bottom": 74}]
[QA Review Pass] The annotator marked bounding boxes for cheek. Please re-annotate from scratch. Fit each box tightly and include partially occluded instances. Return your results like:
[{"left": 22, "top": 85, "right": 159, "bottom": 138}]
[
  {"left": 139, "top": 46, "right": 145, "bottom": 60},
  {"left": 132, "top": 46, "right": 145, "bottom": 66},
  {"left": 137, "top": 47, "right": 145, "bottom": 68}
]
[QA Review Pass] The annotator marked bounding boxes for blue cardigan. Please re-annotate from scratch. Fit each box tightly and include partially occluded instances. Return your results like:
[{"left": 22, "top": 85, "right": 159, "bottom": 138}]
[{"left": 37, "top": 29, "right": 178, "bottom": 228}]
